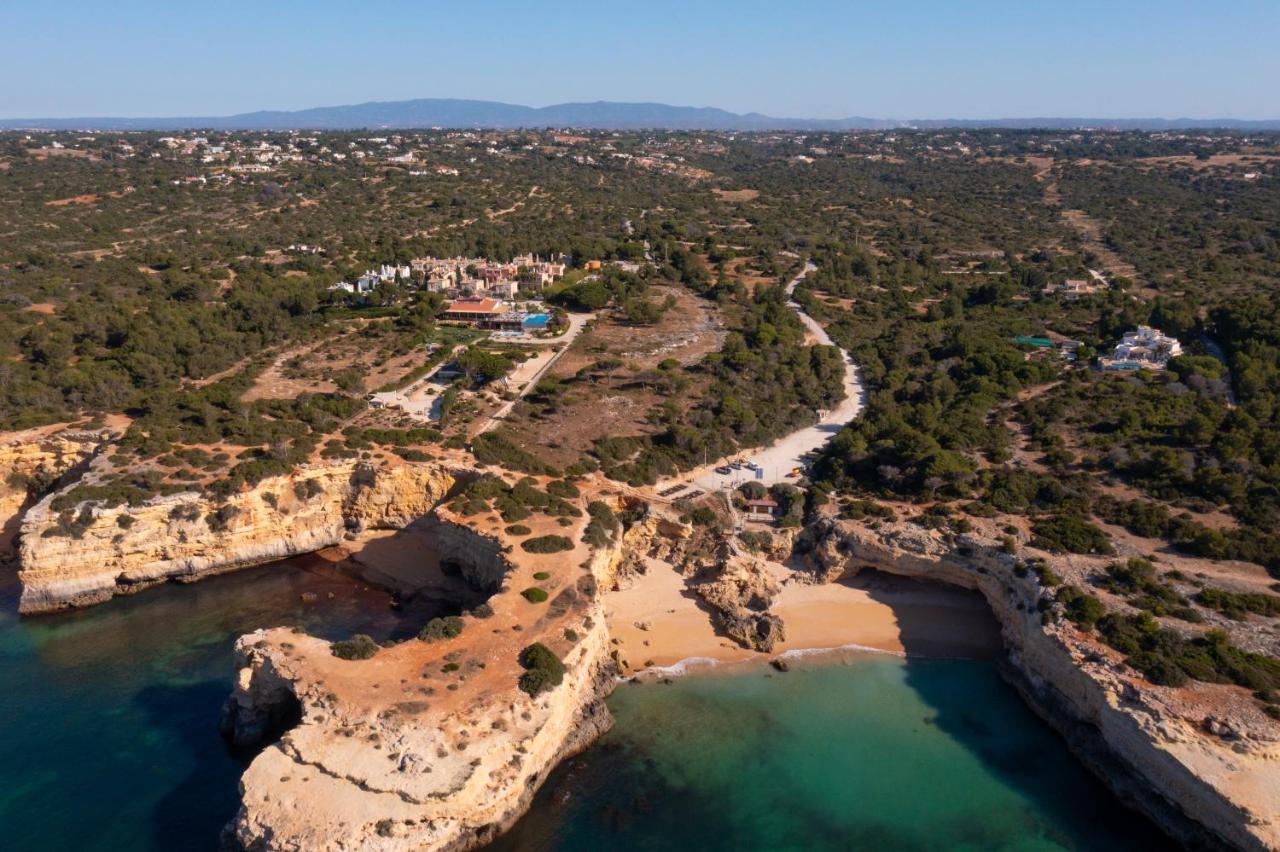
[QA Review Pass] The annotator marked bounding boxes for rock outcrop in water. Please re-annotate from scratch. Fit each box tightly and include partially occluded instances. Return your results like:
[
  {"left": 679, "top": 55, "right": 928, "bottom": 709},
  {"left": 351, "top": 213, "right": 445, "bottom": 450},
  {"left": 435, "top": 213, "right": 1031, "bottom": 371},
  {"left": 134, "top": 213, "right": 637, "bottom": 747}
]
[
  {"left": 17, "top": 458, "right": 456, "bottom": 613},
  {"left": 800, "top": 514, "right": 1280, "bottom": 852}
]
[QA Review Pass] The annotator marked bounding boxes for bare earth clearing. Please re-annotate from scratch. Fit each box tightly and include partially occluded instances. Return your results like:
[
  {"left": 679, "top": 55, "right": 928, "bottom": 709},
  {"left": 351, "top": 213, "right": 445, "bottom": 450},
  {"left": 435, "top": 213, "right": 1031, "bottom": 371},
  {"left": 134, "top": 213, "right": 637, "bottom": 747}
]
[{"left": 494, "top": 287, "right": 725, "bottom": 468}]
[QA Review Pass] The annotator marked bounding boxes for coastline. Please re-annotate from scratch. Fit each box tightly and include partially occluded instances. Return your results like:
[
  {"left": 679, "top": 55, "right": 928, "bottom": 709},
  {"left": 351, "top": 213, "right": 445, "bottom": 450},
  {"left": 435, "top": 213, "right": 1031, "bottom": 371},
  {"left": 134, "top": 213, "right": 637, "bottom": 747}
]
[{"left": 605, "top": 559, "right": 1004, "bottom": 677}]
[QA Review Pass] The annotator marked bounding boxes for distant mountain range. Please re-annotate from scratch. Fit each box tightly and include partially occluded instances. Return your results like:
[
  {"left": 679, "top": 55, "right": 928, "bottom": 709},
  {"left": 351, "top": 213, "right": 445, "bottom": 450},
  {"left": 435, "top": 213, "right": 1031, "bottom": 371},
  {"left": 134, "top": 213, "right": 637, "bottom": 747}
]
[{"left": 2, "top": 98, "right": 1277, "bottom": 132}]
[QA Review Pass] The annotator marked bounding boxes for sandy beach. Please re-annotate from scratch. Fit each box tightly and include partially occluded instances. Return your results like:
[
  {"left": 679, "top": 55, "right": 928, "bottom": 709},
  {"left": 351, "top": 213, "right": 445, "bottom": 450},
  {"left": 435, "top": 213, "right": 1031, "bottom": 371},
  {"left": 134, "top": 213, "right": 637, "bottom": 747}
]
[
  {"left": 605, "top": 559, "right": 1003, "bottom": 674},
  {"left": 332, "top": 516, "right": 1004, "bottom": 678}
]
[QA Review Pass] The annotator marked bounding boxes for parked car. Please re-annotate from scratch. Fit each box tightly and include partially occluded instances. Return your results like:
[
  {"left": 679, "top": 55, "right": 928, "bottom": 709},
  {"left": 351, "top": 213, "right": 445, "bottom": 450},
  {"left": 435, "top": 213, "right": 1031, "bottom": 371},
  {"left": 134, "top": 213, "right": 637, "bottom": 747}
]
[
  {"left": 746, "top": 461, "right": 762, "bottom": 472},
  {"left": 715, "top": 465, "right": 733, "bottom": 475}
]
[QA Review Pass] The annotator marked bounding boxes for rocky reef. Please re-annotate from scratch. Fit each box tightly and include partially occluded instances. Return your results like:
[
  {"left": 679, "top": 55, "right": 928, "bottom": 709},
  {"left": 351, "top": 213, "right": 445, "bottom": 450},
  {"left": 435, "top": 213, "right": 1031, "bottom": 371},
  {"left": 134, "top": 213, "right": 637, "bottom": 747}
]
[
  {"left": 17, "top": 458, "right": 456, "bottom": 613},
  {"left": 800, "top": 513, "right": 1280, "bottom": 852}
]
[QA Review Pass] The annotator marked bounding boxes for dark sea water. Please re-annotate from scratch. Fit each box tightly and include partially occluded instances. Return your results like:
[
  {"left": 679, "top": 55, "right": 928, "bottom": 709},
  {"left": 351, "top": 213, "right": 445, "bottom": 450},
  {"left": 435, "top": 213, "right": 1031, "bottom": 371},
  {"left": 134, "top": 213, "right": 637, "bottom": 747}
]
[
  {"left": 0, "top": 556, "right": 424, "bottom": 852},
  {"left": 0, "top": 562, "right": 1167, "bottom": 852}
]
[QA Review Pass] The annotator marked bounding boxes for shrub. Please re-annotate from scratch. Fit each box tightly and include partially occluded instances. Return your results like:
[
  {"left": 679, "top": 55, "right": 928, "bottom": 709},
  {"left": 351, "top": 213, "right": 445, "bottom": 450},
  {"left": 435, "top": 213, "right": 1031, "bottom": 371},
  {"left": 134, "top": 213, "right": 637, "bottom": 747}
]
[
  {"left": 839, "top": 499, "right": 895, "bottom": 521},
  {"left": 738, "top": 530, "right": 773, "bottom": 552},
  {"left": 419, "top": 616, "right": 464, "bottom": 642},
  {"left": 1195, "top": 587, "right": 1280, "bottom": 620},
  {"left": 522, "top": 587, "right": 549, "bottom": 603},
  {"left": 690, "top": 506, "right": 717, "bottom": 526},
  {"left": 293, "top": 478, "right": 324, "bottom": 500},
  {"left": 1095, "top": 558, "right": 1197, "bottom": 619},
  {"left": 169, "top": 503, "right": 202, "bottom": 522},
  {"left": 331, "top": 634, "right": 379, "bottom": 660},
  {"left": 472, "top": 432, "right": 558, "bottom": 476},
  {"left": 42, "top": 505, "right": 96, "bottom": 539},
  {"left": 546, "top": 479, "right": 580, "bottom": 499},
  {"left": 521, "top": 534, "right": 574, "bottom": 554},
  {"left": 1056, "top": 585, "right": 1107, "bottom": 629},
  {"left": 1097, "top": 613, "right": 1280, "bottom": 691},
  {"left": 582, "top": 500, "right": 620, "bottom": 548},
  {"left": 206, "top": 504, "right": 240, "bottom": 532},
  {"left": 517, "top": 643, "right": 566, "bottom": 696},
  {"left": 1030, "top": 514, "right": 1114, "bottom": 555},
  {"left": 505, "top": 524, "right": 532, "bottom": 536},
  {"left": 1021, "top": 559, "right": 1062, "bottom": 587},
  {"left": 533, "top": 571, "right": 551, "bottom": 581}
]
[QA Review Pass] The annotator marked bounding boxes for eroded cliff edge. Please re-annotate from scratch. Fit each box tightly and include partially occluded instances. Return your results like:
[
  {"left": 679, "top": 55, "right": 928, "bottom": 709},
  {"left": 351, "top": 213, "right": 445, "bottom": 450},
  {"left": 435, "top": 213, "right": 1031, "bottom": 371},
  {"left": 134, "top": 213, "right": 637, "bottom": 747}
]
[
  {"left": 0, "top": 428, "right": 103, "bottom": 558},
  {"left": 800, "top": 514, "right": 1280, "bottom": 852},
  {"left": 13, "top": 445, "right": 1280, "bottom": 850},
  {"left": 17, "top": 457, "right": 456, "bottom": 613},
  {"left": 223, "top": 498, "right": 631, "bottom": 851}
]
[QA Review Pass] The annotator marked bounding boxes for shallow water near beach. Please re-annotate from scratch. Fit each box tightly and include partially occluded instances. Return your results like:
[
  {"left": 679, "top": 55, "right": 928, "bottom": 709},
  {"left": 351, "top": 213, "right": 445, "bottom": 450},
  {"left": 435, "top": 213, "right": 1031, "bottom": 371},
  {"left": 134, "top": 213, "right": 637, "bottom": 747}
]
[
  {"left": 0, "top": 560, "right": 1165, "bottom": 851},
  {"left": 493, "top": 655, "right": 1168, "bottom": 851}
]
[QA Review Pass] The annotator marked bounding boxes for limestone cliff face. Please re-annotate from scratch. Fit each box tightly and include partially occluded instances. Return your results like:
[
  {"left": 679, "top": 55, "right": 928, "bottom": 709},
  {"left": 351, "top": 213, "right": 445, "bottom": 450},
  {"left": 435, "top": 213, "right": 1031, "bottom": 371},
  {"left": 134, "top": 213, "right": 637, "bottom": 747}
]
[
  {"left": 625, "top": 514, "right": 785, "bottom": 652},
  {"left": 226, "top": 509, "right": 627, "bottom": 851},
  {"left": 803, "top": 516, "right": 1280, "bottom": 852},
  {"left": 17, "top": 460, "right": 455, "bottom": 614},
  {"left": 0, "top": 431, "right": 102, "bottom": 556}
]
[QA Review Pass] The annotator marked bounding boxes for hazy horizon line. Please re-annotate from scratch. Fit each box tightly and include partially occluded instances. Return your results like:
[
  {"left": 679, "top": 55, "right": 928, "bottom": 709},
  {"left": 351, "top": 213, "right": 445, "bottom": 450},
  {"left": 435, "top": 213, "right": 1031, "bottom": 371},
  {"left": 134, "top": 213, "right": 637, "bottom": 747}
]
[{"left": 1, "top": 96, "right": 1277, "bottom": 124}]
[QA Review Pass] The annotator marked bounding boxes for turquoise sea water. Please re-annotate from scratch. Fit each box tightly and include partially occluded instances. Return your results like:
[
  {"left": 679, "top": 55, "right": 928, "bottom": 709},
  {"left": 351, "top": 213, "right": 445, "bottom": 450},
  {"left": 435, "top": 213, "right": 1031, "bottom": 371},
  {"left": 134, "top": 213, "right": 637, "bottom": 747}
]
[
  {"left": 0, "top": 561, "right": 1166, "bottom": 851},
  {"left": 493, "top": 657, "right": 1168, "bottom": 852}
]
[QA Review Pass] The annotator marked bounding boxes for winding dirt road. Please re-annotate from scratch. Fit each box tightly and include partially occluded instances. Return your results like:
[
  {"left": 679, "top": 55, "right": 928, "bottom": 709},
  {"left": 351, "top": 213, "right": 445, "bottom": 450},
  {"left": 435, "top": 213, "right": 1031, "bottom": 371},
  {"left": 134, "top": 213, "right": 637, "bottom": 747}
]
[{"left": 658, "top": 261, "right": 867, "bottom": 495}]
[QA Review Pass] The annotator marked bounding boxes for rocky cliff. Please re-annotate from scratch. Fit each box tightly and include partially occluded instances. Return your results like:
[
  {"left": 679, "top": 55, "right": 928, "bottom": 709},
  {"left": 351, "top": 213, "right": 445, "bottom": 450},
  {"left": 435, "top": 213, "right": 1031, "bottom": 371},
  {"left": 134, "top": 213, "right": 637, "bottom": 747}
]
[
  {"left": 17, "top": 459, "right": 456, "bottom": 614},
  {"left": 802, "top": 515, "right": 1280, "bottom": 852},
  {"left": 0, "top": 430, "right": 102, "bottom": 557},
  {"left": 225, "top": 494, "right": 631, "bottom": 851}
]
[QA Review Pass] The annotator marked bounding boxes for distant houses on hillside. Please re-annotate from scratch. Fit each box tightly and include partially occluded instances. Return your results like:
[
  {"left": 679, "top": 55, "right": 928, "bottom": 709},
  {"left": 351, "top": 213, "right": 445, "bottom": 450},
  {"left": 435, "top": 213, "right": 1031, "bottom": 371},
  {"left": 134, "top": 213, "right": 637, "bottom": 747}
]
[
  {"left": 327, "top": 254, "right": 570, "bottom": 302},
  {"left": 1042, "top": 277, "right": 1103, "bottom": 300}
]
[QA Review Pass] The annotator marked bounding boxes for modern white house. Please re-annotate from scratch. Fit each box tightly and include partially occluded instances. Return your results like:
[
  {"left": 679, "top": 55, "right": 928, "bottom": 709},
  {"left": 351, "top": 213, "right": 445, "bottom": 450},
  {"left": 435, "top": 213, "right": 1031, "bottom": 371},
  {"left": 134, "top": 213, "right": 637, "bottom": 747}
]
[{"left": 1102, "top": 326, "right": 1183, "bottom": 370}]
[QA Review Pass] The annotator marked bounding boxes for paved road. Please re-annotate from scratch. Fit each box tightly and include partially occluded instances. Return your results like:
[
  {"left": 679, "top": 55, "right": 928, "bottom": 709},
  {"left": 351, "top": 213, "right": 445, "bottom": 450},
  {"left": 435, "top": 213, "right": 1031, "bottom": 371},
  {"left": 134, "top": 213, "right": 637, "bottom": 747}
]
[
  {"left": 477, "top": 312, "right": 595, "bottom": 434},
  {"left": 657, "top": 261, "right": 866, "bottom": 497}
]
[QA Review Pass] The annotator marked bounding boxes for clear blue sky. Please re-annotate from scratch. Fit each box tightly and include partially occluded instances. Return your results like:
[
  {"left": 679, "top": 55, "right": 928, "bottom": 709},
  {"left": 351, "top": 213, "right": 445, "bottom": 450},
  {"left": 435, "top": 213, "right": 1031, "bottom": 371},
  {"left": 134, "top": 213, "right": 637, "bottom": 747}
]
[{"left": 4, "top": 0, "right": 1277, "bottom": 119}]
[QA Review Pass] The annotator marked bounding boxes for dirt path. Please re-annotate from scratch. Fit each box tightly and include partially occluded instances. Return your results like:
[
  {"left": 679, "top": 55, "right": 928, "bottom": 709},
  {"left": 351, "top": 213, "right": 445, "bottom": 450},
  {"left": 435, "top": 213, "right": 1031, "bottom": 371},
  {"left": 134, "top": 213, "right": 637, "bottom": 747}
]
[
  {"left": 655, "top": 262, "right": 867, "bottom": 495},
  {"left": 1025, "top": 156, "right": 1146, "bottom": 292},
  {"left": 486, "top": 185, "right": 539, "bottom": 220}
]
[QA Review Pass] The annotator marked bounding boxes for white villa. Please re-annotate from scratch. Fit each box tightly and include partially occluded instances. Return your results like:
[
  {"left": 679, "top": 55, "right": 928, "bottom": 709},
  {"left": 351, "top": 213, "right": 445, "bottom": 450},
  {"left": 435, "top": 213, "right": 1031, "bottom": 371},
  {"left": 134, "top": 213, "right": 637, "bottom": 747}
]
[{"left": 1102, "top": 326, "right": 1183, "bottom": 370}]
